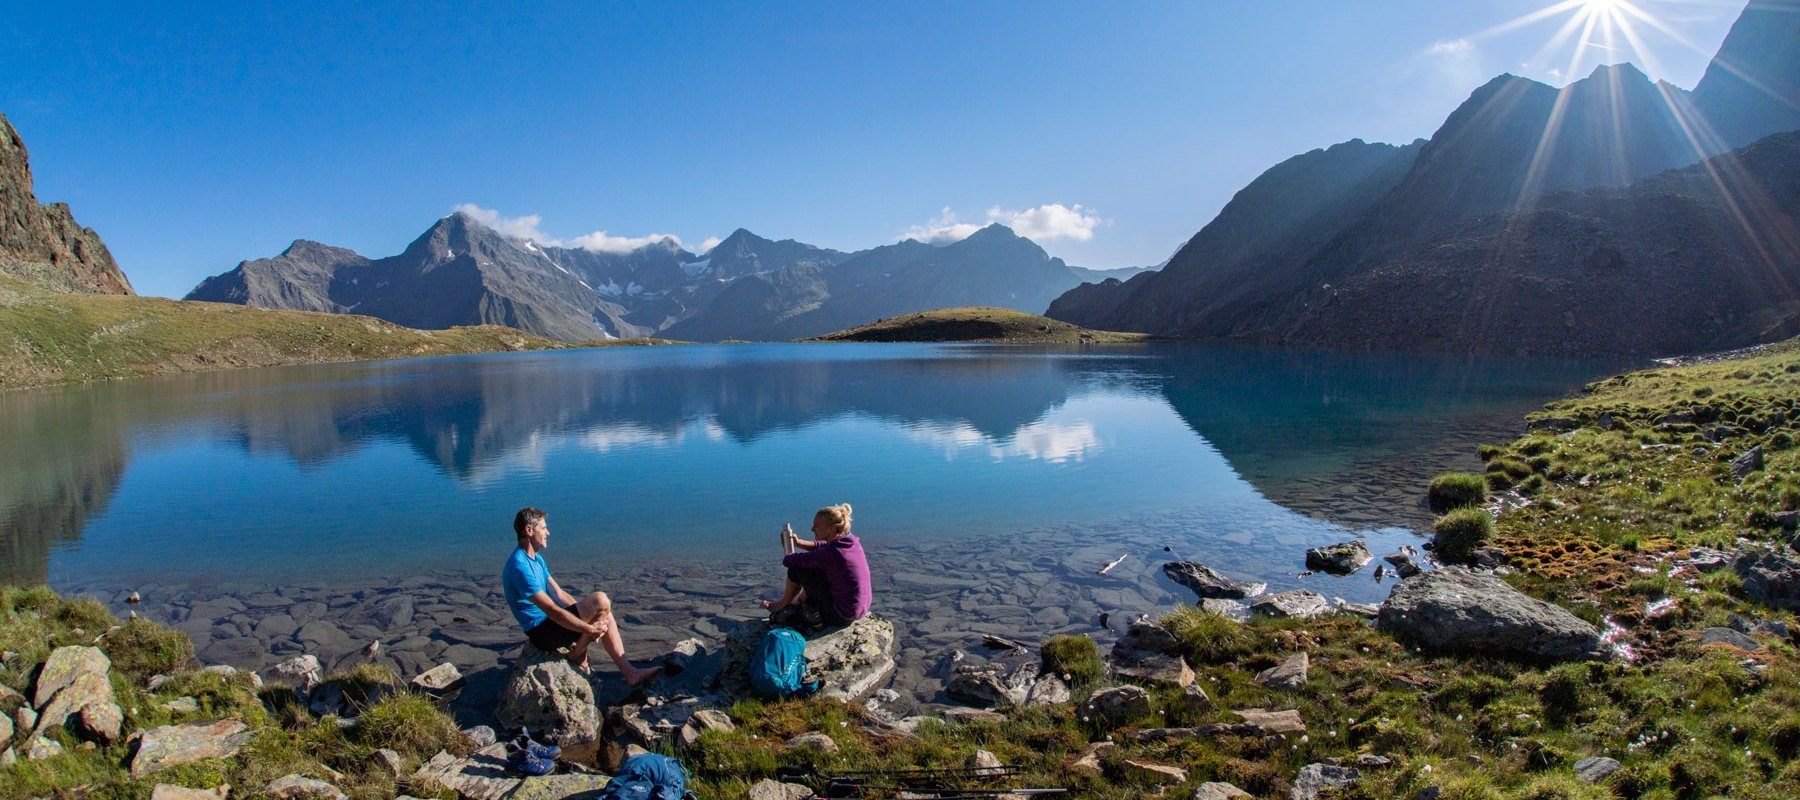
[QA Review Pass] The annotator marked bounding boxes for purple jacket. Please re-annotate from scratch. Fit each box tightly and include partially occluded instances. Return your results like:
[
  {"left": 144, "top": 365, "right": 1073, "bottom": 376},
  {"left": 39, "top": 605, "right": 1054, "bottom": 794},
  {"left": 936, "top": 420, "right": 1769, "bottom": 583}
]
[{"left": 782, "top": 533, "right": 873, "bottom": 621}]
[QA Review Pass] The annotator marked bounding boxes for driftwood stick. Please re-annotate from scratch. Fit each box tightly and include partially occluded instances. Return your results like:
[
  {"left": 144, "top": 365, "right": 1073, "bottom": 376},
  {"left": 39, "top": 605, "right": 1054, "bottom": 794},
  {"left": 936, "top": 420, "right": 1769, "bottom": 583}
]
[{"left": 1097, "top": 554, "right": 1128, "bottom": 575}]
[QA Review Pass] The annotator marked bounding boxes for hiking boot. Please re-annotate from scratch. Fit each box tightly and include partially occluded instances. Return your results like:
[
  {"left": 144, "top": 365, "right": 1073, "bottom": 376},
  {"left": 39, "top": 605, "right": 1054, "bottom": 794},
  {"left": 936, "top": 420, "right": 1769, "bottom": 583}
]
[
  {"left": 505, "top": 747, "right": 554, "bottom": 776},
  {"left": 510, "top": 729, "right": 562, "bottom": 761}
]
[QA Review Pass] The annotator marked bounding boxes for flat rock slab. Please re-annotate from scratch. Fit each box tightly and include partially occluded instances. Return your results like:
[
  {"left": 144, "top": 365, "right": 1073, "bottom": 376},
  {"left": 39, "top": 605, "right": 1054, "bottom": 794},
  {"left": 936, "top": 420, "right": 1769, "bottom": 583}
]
[
  {"left": 1252, "top": 590, "right": 1330, "bottom": 620},
  {"left": 413, "top": 745, "right": 521, "bottom": 800},
  {"left": 33, "top": 646, "right": 111, "bottom": 707},
  {"left": 1573, "top": 756, "right": 1621, "bottom": 783},
  {"left": 1698, "top": 627, "right": 1761, "bottom": 651},
  {"left": 266, "top": 774, "right": 347, "bottom": 800},
  {"left": 1735, "top": 550, "right": 1800, "bottom": 610},
  {"left": 1193, "top": 783, "right": 1253, "bottom": 800},
  {"left": 150, "top": 786, "right": 229, "bottom": 800},
  {"left": 1378, "top": 567, "right": 1605, "bottom": 662},
  {"left": 506, "top": 773, "right": 612, "bottom": 800},
  {"left": 131, "top": 719, "right": 255, "bottom": 778},
  {"left": 1291, "top": 763, "right": 1361, "bottom": 800},
  {"left": 1235, "top": 708, "right": 1306, "bottom": 736},
  {"left": 746, "top": 779, "right": 813, "bottom": 800},
  {"left": 1121, "top": 759, "right": 1187, "bottom": 784}
]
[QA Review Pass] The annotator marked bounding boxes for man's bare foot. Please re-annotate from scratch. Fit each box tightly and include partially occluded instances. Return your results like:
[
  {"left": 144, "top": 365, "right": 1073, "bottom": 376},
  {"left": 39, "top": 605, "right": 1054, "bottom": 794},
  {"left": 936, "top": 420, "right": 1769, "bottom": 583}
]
[
  {"left": 761, "top": 599, "right": 787, "bottom": 612},
  {"left": 621, "top": 664, "right": 662, "bottom": 687}
]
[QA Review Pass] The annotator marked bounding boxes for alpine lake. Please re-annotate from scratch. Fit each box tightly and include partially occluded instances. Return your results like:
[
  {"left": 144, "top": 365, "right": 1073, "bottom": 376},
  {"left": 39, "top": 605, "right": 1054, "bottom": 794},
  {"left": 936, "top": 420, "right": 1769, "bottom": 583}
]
[{"left": 0, "top": 342, "right": 1634, "bottom": 711}]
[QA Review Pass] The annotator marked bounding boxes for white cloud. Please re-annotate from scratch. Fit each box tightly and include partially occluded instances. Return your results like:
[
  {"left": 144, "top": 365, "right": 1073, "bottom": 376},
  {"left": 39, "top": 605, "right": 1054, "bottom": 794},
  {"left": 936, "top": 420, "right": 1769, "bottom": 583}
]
[
  {"left": 1427, "top": 38, "right": 1473, "bottom": 57},
  {"left": 900, "top": 208, "right": 985, "bottom": 244},
  {"left": 900, "top": 204, "right": 1104, "bottom": 244},
  {"left": 565, "top": 230, "right": 685, "bottom": 253},
  {"left": 698, "top": 236, "right": 722, "bottom": 253},
  {"left": 452, "top": 203, "right": 684, "bottom": 253},
  {"left": 451, "top": 203, "right": 550, "bottom": 242}
]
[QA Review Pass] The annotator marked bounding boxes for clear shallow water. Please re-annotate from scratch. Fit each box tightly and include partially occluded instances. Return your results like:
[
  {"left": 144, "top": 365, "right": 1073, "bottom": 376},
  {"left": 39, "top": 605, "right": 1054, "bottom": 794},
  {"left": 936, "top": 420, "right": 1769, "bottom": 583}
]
[{"left": 1, "top": 342, "right": 1629, "bottom": 591}]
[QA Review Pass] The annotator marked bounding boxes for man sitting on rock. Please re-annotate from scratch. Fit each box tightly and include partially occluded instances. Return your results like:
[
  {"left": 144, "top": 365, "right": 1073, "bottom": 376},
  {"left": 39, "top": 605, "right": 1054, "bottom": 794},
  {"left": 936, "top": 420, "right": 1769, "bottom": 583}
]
[{"left": 503, "top": 507, "right": 660, "bottom": 685}]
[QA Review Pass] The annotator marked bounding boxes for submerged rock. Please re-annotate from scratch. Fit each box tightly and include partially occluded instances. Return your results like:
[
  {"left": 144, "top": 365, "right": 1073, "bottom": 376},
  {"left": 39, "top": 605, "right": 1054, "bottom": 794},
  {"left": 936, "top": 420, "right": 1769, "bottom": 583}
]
[
  {"left": 1378, "top": 568, "right": 1605, "bottom": 662},
  {"left": 1163, "top": 562, "right": 1267, "bottom": 600},
  {"left": 1305, "top": 540, "right": 1373, "bottom": 575}
]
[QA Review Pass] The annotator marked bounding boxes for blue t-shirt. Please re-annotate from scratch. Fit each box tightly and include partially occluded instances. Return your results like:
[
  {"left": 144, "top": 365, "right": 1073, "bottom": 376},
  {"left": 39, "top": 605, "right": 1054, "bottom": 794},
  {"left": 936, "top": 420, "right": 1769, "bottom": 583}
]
[{"left": 503, "top": 548, "right": 551, "bottom": 630}]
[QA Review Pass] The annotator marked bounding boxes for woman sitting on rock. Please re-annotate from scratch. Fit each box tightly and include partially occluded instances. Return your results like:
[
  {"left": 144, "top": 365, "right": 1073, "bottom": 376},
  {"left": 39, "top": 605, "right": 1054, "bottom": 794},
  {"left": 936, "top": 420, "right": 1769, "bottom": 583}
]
[{"left": 762, "top": 503, "right": 872, "bottom": 628}]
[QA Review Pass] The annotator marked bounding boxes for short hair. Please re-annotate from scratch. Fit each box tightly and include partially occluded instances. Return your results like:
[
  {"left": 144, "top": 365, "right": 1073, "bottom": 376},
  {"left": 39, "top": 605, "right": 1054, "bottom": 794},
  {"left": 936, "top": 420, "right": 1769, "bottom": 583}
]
[{"left": 514, "top": 507, "right": 546, "bottom": 540}]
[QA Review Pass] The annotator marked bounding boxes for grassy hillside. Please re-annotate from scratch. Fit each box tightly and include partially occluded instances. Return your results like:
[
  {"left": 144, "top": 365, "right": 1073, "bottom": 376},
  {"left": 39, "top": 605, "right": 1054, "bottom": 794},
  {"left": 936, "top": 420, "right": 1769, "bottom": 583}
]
[
  {"left": 806, "top": 306, "right": 1153, "bottom": 344},
  {"left": 0, "top": 275, "right": 673, "bottom": 391}
]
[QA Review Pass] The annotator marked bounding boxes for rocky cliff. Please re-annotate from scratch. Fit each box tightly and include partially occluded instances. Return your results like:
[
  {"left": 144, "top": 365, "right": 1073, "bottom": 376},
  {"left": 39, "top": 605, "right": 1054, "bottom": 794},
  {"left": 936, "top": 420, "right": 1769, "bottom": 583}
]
[{"left": 0, "top": 113, "right": 132, "bottom": 295}]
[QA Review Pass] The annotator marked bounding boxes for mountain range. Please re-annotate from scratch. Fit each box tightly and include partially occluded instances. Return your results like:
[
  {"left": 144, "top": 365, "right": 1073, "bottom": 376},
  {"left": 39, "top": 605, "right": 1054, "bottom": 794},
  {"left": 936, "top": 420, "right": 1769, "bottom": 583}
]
[
  {"left": 1048, "top": 0, "right": 1800, "bottom": 355},
  {"left": 187, "top": 214, "right": 1152, "bottom": 342}
]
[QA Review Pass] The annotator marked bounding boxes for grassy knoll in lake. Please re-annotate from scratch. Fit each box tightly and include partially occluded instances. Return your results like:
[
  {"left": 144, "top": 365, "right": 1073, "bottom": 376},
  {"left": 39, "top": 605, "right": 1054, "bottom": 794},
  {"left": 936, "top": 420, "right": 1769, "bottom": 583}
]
[
  {"left": 6, "top": 341, "right": 1800, "bottom": 799},
  {"left": 0, "top": 275, "right": 675, "bottom": 391},
  {"left": 805, "top": 306, "right": 1153, "bottom": 343}
]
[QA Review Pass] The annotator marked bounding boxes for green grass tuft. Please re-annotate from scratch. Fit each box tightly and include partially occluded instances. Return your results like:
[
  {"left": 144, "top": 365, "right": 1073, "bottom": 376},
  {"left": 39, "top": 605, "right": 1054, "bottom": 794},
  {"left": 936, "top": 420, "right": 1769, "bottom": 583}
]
[
  {"left": 1429, "top": 472, "right": 1488, "bottom": 512},
  {"left": 1433, "top": 507, "right": 1494, "bottom": 562}
]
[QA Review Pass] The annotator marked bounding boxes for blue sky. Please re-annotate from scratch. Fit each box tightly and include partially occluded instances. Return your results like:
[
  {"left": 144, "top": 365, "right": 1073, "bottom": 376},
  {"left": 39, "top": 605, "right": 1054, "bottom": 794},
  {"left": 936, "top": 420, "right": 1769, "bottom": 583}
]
[{"left": 1, "top": 1, "right": 1745, "bottom": 298}]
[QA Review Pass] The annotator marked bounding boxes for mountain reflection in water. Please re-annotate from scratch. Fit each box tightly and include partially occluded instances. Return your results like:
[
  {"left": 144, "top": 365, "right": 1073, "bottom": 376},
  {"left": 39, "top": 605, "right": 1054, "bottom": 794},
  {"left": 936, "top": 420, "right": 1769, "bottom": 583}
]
[{"left": 0, "top": 343, "right": 1627, "bottom": 586}]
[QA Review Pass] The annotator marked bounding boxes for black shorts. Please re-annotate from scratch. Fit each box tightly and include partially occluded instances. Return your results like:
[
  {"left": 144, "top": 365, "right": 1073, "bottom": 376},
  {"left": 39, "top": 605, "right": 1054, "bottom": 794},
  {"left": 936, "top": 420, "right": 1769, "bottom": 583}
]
[
  {"left": 525, "top": 603, "right": 583, "bottom": 651},
  {"left": 788, "top": 567, "right": 849, "bottom": 627}
]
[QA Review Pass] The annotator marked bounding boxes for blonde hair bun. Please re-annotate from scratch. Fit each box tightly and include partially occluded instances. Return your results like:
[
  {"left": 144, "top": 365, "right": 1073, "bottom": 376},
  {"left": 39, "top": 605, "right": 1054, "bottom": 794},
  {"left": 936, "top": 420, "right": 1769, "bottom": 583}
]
[{"left": 816, "top": 503, "right": 854, "bottom": 534}]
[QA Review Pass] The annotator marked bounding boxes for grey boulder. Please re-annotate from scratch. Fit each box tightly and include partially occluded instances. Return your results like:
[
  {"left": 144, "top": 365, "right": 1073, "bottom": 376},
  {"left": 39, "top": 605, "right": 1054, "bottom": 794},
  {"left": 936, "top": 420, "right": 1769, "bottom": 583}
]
[
  {"left": 1736, "top": 549, "right": 1800, "bottom": 610},
  {"left": 1251, "top": 590, "right": 1331, "bottom": 620},
  {"left": 494, "top": 642, "right": 599, "bottom": 749},
  {"left": 1378, "top": 568, "right": 1606, "bottom": 662}
]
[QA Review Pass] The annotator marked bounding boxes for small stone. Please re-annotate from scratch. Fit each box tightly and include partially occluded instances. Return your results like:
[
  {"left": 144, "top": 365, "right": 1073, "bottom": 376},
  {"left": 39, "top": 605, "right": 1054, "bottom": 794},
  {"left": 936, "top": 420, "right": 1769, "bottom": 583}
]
[
  {"left": 1254, "top": 653, "right": 1309, "bottom": 691},
  {"left": 15, "top": 705, "right": 37, "bottom": 733},
  {"left": 968, "top": 748, "right": 1005, "bottom": 776},
  {"left": 1178, "top": 684, "right": 1211, "bottom": 713},
  {"left": 266, "top": 655, "right": 323, "bottom": 692},
  {"left": 1192, "top": 783, "right": 1253, "bottom": 800},
  {"left": 1573, "top": 756, "right": 1621, "bottom": 783},
  {"left": 1354, "top": 753, "right": 1392, "bottom": 768},
  {"left": 462, "top": 725, "right": 497, "bottom": 748},
  {"left": 26, "top": 735, "right": 65, "bottom": 760},
  {"left": 1122, "top": 759, "right": 1188, "bottom": 784},
  {"left": 1291, "top": 763, "right": 1361, "bottom": 800},
  {"left": 1066, "top": 741, "right": 1114, "bottom": 774},
  {"left": 412, "top": 662, "right": 466, "bottom": 697},
  {"left": 0, "top": 707, "right": 11, "bottom": 743},
  {"left": 162, "top": 696, "right": 200, "bottom": 714},
  {"left": 266, "top": 774, "right": 348, "bottom": 800},
  {"left": 0, "top": 747, "right": 12, "bottom": 766},
  {"left": 746, "top": 778, "right": 813, "bottom": 800},
  {"left": 786, "top": 731, "right": 839, "bottom": 755},
  {"left": 372, "top": 748, "right": 405, "bottom": 777},
  {"left": 32, "top": 646, "right": 111, "bottom": 707},
  {"left": 78, "top": 701, "right": 124, "bottom": 744},
  {"left": 1731, "top": 445, "right": 1764, "bottom": 479}
]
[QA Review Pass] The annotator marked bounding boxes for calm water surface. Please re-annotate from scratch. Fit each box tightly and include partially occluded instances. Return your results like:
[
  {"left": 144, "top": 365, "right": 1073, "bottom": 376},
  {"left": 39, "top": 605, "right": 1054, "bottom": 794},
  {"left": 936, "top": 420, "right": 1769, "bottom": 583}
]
[{"left": 2, "top": 342, "right": 1628, "bottom": 591}]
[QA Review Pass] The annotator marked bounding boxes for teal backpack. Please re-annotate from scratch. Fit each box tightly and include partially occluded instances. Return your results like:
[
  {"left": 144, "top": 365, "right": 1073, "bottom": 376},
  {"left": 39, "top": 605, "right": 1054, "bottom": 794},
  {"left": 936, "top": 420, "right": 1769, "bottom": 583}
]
[{"left": 750, "top": 627, "right": 821, "bottom": 699}]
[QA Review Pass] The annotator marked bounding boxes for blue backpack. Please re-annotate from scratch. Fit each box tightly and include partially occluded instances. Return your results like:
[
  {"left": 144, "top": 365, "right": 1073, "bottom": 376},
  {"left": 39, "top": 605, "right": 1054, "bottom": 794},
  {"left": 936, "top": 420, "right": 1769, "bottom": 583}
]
[
  {"left": 596, "top": 753, "right": 693, "bottom": 800},
  {"left": 750, "top": 627, "right": 820, "bottom": 699}
]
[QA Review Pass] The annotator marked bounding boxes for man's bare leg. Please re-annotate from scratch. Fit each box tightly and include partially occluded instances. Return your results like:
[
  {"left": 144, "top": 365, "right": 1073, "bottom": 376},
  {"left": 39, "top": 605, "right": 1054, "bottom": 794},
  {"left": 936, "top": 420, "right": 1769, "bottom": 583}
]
[
  {"left": 565, "top": 592, "right": 613, "bottom": 671},
  {"left": 577, "top": 591, "right": 660, "bottom": 686}
]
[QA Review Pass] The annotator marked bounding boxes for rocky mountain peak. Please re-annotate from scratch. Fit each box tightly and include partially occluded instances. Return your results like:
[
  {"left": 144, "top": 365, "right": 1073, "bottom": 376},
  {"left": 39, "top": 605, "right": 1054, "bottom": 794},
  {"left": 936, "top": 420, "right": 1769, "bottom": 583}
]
[{"left": 0, "top": 112, "right": 133, "bottom": 294}]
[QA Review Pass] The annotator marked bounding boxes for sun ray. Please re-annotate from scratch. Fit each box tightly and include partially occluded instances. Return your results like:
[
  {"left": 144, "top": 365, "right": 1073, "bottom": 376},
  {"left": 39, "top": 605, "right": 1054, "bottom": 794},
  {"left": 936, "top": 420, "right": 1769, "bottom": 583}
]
[{"left": 1465, "top": 0, "right": 1591, "bottom": 42}]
